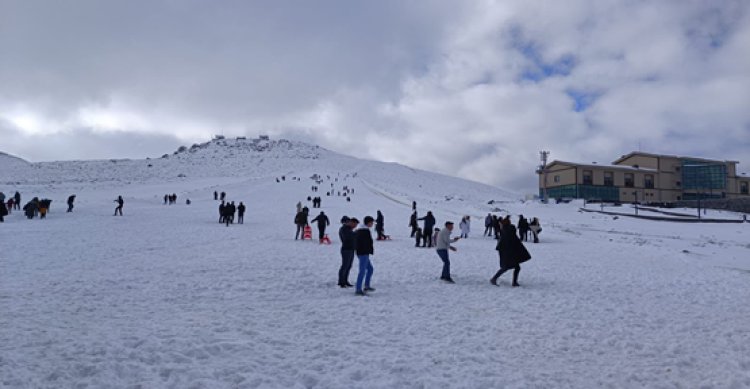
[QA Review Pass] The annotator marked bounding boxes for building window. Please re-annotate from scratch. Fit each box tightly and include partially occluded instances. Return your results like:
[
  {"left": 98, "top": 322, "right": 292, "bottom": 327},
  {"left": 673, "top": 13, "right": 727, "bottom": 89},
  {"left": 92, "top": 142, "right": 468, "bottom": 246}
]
[
  {"left": 741, "top": 181, "right": 749, "bottom": 195},
  {"left": 583, "top": 170, "right": 593, "bottom": 185},
  {"left": 624, "top": 173, "right": 634, "bottom": 187},
  {"left": 645, "top": 174, "right": 654, "bottom": 189},
  {"left": 553, "top": 175, "right": 560, "bottom": 183},
  {"left": 603, "top": 171, "right": 614, "bottom": 186}
]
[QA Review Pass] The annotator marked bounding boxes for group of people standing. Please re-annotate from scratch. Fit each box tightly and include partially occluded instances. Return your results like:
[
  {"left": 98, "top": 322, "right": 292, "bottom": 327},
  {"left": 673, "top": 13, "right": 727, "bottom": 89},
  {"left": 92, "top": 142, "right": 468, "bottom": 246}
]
[
  {"left": 219, "top": 200, "right": 246, "bottom": 226},
  {"left": 484, "top": 213, "right": 542, "bottom": 243}
]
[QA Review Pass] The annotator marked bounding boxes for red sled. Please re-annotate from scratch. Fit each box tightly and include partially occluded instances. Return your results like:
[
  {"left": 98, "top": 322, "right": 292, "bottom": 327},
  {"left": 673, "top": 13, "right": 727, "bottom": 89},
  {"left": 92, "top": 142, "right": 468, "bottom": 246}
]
[
  {"left": 376, "top": 235, "right": 392, "bottom": 241},
  {"left": 320, "top": 234, "right": 332, "bottom": 245},
  {"left": 303, "top": 225, "right": 313, "bottom": 240}
]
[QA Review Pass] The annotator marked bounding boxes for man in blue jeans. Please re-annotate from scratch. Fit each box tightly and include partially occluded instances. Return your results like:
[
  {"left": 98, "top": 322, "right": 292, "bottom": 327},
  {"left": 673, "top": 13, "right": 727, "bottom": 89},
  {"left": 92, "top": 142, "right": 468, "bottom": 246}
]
[
  {"left": 436, "top": 221, "right": 460, "bottom": 283},
  {"left": 355, "top": 216, "right": 376, "bottom": 296}
]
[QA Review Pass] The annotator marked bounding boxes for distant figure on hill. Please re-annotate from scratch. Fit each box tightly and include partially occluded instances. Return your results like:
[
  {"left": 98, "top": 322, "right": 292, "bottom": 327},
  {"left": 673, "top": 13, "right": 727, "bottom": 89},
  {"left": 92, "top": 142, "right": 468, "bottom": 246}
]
[
  {"left": 14, "top": 191, "right": 21, "bottom": 210},
  {"left": 23, "top": 200, "right": 37, "bottom": 219},
  {"left": 491, "top": 220, "right": 531, "bottom": 287},
  {"left": 66, "top": 195, "right": 76, "bottom": 212},
  {"left": 214, "top": 191, "right": 218, "bottom": 200},
  {"left": 412, "top": 201, "right": 416, "bottom": 211},
  {"left": 39, "top": 199, "right": 51, "bottom": 219},
  {"left": 435, "top": 222, "right": 460, "bottom": 283},
  {"left": 228, "top": 201, "right": 236, "bottom": 224},
  {"left": 414, "top": 227, "right": 423, "bottom": 247},
  {"left": 164, "top": 194, "right": 169, "bottom": 205},
  {"left": 113, "top": 196, "right": 124, "bottom": 216},
  {"left": 237, "top": 202, "right": 246, "bottom": 224},
  {"left": 186, "top": 199, "right": 191, "bottom": 205},
  {"left": 6, "top": 198, "right": 14, "bottom": 213},
  {"left": 311, "top": 211, "right": 330, "bottom": 242},
  {"left": 220, "top": 191, "right": 226, "bottom": 201},
  {"left": 219, "top": 201, "right": 226, "bottom": 223}
]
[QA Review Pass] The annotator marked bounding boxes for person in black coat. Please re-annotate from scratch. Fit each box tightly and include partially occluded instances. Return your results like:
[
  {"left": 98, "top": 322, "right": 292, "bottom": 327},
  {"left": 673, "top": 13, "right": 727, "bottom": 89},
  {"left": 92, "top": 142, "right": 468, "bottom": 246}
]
[
  {"left": 375, "top": 210, "right": 385, "bottom": 240},
  {"left": 490, "top": 222, "right": 531, "bottom": 287},
  {"left": 237, "top": 202, "right": 246, "bottom": 224},
  {"left": 294, "top": 209, "right": 308, "bottom": 239},
  {"left": 517, "top": 215, "right": 530, "bottom": 241},
  {"left": 409, "top": 211, "right": 419, "bottom": 237},
  {"left": 311, "top": 211, "right": 330, "bottom": 241},
  {"left": 338, "top": 216, "right": 358, "bottom": 287},
  {"left": 354, "top": 216, "right": 376, "bottom": 295},
  {"left": 67, "top": 195, "right": 76, "bottom": 212},
  {"left": 219, "top": 201, "right": 226, "bottom": 223},
  {"left": 0, "top": 200, "right": 7, "bottom": 222},
  {"left": 418, "top": 211, "right": 436, "bottom": 247}
]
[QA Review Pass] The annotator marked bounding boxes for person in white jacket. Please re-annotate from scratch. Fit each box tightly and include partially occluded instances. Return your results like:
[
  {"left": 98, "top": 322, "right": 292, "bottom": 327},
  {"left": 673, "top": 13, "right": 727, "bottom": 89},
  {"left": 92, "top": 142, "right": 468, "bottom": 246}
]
[
  {"left": 435, "top": 221, "right": 460, "bottom": 283},
  {"left": 459, "top": 216, "right": 471, "bottom": 239}
]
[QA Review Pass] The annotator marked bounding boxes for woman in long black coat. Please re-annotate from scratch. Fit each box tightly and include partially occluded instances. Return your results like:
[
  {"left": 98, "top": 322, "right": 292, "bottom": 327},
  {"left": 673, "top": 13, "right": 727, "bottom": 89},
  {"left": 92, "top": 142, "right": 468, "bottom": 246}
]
[{"left": 491, "top": 223, "right": 531, "bottom": 287}]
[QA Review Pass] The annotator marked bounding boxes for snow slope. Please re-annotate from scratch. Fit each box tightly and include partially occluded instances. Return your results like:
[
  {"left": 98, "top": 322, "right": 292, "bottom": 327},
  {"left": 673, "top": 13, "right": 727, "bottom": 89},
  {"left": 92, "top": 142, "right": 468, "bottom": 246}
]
[{"left": 1, "top": 139, "right": 749, "bottom": 388}]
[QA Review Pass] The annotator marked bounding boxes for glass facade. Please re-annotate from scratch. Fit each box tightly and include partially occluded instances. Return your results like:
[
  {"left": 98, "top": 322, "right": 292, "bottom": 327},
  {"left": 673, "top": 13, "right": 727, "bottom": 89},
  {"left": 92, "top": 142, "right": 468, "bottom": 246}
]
[
  {"left": 542, "top": 184, "right": 619, "bottom": 201},
  {"left": 645, "top": 174, "right": 654, "bottom": 189},
  {"left": 681, "top": 160, "right": 727, "bottom": 190}
]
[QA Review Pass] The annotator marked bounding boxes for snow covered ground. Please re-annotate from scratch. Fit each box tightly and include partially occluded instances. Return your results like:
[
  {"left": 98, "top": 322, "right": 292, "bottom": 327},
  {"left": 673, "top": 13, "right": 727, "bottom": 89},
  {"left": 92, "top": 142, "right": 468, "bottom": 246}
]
[{"left": 2, "top": 139, "right": 749, "bottom": 388}]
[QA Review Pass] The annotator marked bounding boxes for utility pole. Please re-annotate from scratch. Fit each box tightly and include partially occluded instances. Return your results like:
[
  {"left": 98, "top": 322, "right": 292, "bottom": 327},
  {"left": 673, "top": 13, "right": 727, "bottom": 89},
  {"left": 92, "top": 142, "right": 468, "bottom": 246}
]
[{"left": 538, "top": 151, "right": 550, "bottom": 203}]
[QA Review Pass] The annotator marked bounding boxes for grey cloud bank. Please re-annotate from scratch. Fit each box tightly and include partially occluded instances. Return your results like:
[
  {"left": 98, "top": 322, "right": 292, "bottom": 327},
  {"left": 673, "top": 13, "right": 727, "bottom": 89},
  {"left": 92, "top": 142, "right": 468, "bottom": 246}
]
[{"left": 1, "top": 0, "right": 749, "bottom": 193}]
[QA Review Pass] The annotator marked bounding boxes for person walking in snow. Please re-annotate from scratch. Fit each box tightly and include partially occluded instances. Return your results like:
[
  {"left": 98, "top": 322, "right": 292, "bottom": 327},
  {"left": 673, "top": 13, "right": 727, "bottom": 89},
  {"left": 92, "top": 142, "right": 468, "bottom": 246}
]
[
  {"left": 338, "top": 216, "right": 358, "bottom": 288},
  {"left": 214, "top": 190, "right": 218, "bottom": 200},
  {"left": 355, "top": 216, "right": 376, "bottom": 296},
  {"left": 491, "top": 219, "right": 531, "bottom": 287},
  {"left": 14, "top": 191, "right": 21, "bottom": 210},
  {"left": 311, "top": 211, "right": 330, "bottom": 241},
  {"left": 375, "top": 210, "right": 386, "bottom": 240},
  {"left": 517, "top": 215, "right": 530, "bottom": 242},
  {"left": 113, "top": 196, "right": 124, "bottom": 216},
  {"left": 435, "top": 222, "right": 460, "bottom": 283},
  {"left": 237, "top": 202, "right": 246, "bottom": 224},
  {"left": 164, "top": 194, "right": 169, "bottom": 205},
  {"left": 529, "top": 217, "right": 542, "bottom": 243},
  {"left": 484, "top": 213, "right": 493, "bottom": 237},
  {"left": 409, "top": 211, "right": 419, "bottom": 237},
  {"left": 0, "top": 200, "right": 7, "bottom": 222},
  {"left": 459, "top": 216, "right": 471, "bottom": 239},
  {"left": 418, "top": 211, "right": 436, "bottom": 247},
  {"left": 414, "top": 227, "right": 423, "bottom": 247},
  {"left": 67, "top": 195, "right": 76, "bottom": 212},
  {"left": 294, "top": 209, "right": 309, "bottom": 240},
  {"left": 219, "top": 201, "right": 226, "bottom": 223}
]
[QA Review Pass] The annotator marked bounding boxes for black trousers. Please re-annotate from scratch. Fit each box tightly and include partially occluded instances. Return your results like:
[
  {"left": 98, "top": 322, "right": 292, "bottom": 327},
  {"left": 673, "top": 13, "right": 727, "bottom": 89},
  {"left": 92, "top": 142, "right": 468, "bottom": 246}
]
[
  {"left": 484, "top": 225, "right": 492, "bottom": 236},
  {"left": 422, "top": 230, "right": 433, "bottom": 247},
  {"left": 295, "top": 224, "right": 304, "bottom": 239},
  {"left": 410, "top": 225, "right": 418, "bottom": 237},
  {"left": 318, "top": 228, "right": 326, "bottom": 240},
  {"left": 114, "top": 206, "right": 122, "bottom": 216},
  {"left": 492, "top": 265, "right": 521, "bottom": 285},
  {"left": 339, "top": 249, "right": 355, "bottom": 285}
]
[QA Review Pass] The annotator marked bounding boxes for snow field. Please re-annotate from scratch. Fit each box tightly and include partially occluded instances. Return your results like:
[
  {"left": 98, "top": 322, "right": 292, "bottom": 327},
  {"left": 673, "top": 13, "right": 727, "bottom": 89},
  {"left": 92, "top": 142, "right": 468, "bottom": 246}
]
[{"left": 2, "top": 151, "right": 750, "bottom": 388}]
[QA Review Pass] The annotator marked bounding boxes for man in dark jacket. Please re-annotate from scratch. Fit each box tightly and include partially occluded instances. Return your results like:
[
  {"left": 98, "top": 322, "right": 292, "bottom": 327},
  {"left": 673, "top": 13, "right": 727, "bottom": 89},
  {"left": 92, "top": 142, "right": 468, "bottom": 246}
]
[
  {"left": 67, "top": 195, "right": 76, "bottom": 212},
  {"left": 219, "top": 201, "right": 226, "bottom": 223},
  {"left": 237, "top": 202, "right": 246, "bottom": 224},
  {"left": 114, "top": 196, "right": 124, "bottom": 216},
  {"left": 375, "top": 210, "right": 385, "bottom": 240},
  {"left": 311, "top": 211, "right": 330, "bottom": 241},
  {"left": 409, "top": 211, "right": 419, "bottom": 237},
  {"left": 338, "top": 216, "right": 358, "bottom": 287},
  {"left": 14, "top": 191, "right": 21, "bottom": 210},
  {"left": 517, "top": 215, "right": 530, "bottom": 241},
  {"left": 354, "top": 216, "right": 376, "bottom": 296},
  {"left": 484, "top": 213, "right": 493, "bottom": 236},
  {"left": 491, "top": 222, "right": 531, "bottom": 287},
  {"left": 418, "top": 211, "right": 436, "bottom": 247},
  {"left": 294, "top": 209, "right": 308, "bottom": 239}
]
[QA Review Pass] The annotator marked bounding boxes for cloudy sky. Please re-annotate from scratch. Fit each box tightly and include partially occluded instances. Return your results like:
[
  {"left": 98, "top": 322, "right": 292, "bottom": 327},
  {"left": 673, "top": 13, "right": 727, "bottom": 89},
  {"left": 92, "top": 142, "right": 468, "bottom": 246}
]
[{"left": 1, "top": 0, "right": 749, "bottom": 192}]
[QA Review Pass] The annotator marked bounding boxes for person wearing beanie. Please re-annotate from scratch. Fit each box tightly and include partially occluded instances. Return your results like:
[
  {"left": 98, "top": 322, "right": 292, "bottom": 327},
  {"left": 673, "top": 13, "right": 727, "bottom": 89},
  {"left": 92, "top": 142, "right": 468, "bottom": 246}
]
[
  {"left": 354, "top": 216, "right": 376, "bottom": 296},
  {"left": 338, "top": 216, "right": 358, "bottom": 288}
]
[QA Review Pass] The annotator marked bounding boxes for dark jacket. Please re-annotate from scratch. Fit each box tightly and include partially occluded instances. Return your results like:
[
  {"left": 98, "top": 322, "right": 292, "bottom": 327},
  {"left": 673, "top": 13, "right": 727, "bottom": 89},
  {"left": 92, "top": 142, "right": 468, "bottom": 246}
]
[
  {"left": 237, "top": 204, "right": 246, "bottom": 215},
  {"left": 339, "top": 225, "right": 356, "bottom": 250},
  {"left": 0, "top": 201, "right": 7, "bottom": 217},
  {"left": 496, "top": 225, "right": 531, "bottom": 268},
  {"left": 355, "top": 228, "right": 374, "bottom": 256},
  {"left": 376, "top": 212, "right": 384, "bottom": 232},
  {"left": 311, "top": 214, "right": 330, "bottom": 229},
  {"left": 294, "top": 211, "right": 308, "bottom": 225},
  {"left": 418, "top": 213, "right": 436, "bottom": 230},
  {"left": 409, "top": 212, "right": 418, "bottom": 227}
]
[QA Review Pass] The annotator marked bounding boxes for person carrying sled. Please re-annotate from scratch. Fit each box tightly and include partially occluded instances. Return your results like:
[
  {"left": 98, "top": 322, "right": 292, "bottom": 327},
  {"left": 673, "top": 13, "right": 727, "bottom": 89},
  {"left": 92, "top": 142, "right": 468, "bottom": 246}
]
[{"left": 311, "top": 211, "right": 330, "bottom": 241}]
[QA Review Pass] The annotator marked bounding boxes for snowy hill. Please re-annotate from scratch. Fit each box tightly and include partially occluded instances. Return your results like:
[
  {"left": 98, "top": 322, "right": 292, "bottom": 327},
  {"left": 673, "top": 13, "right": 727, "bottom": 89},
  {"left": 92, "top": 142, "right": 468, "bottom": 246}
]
[{"left": 2, "top": 138, "right": 749, "bottom": 388}]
